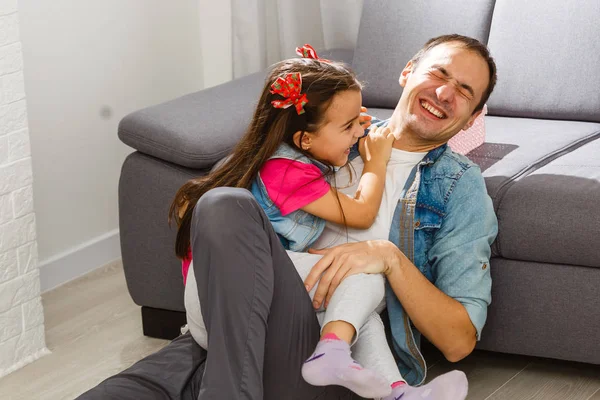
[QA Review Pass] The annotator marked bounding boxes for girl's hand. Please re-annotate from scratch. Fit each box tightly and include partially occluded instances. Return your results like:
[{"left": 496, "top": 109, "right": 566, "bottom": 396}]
[
  {"left": 358, "top": 124, "right": 395, "bottom": 165},
  {"left": 359, "top": 106, "right": 372, "bottom": 130}
]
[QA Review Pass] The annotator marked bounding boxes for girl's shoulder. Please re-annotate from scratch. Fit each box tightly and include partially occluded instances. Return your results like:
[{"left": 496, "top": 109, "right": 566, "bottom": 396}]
[{"left": 260, "top": 158, "right": 330, "bottom": 216}]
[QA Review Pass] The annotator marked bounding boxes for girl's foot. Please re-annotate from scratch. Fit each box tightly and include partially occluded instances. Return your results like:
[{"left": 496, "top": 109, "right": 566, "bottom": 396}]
[{"left": 302, "top": 333, "right": 391, "bottom": 399}]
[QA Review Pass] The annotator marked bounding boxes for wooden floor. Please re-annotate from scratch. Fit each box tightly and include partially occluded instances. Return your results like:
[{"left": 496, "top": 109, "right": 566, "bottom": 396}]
[{"left": 0, "top": 260, "right": 598, "bottom": 399}]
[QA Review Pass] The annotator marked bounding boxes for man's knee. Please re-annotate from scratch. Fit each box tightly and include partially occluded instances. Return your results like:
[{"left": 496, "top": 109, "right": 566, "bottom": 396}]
[{"left": 192, "top": 187, "right": 261, "bottom": 236}]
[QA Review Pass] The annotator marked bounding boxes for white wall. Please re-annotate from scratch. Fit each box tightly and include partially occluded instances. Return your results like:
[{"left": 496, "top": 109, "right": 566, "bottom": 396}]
[
  {"left": 18, "top": 0, "right": 203, "bottom": 290},
  {"left": 0, "top": 0, "right": 49, "bottom": 378},
  {"left": 198, "top": 0, "right": 232, "bottom": 88}
]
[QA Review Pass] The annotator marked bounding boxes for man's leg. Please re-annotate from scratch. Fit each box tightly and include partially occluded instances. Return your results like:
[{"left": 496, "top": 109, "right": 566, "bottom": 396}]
[
  {"left": 192, "top": 187, "right": 357, "bottom": 400},
  {"left": 75, "top": 332, "right": 207, "bottom": 400}
]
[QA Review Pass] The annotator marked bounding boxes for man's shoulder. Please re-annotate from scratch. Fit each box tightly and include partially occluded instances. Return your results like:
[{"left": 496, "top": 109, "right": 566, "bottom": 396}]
[
  {"left": 429, "top": 146, "right": 482, "bottom": 181},
  {"left": 421, "top": 146, "right": 488, "bottom": 207}
]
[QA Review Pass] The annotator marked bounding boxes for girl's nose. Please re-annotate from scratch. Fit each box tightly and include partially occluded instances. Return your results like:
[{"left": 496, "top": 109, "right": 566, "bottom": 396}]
[{"left": 354, "top": 125, "right": 364, "bottom": 138}]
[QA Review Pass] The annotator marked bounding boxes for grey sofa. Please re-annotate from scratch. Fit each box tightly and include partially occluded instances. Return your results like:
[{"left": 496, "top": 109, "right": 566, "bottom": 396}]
[{"left": 117, "top": 0, "right": 600, "bottom": 365}]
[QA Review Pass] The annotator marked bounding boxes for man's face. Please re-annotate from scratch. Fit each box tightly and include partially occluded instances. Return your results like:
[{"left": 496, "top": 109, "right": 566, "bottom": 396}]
[{"left": 397, "top": 42, "right": 489, "bottom": 148}]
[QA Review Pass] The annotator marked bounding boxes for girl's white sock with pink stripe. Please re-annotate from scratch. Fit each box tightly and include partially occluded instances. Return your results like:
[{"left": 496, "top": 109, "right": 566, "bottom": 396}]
[{"left": 301, "top": 333, "right": 392, "bottom": 398}]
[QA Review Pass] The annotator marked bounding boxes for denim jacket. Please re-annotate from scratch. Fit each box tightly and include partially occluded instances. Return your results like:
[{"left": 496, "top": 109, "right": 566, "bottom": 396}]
[
  {"left": 349, "top": 118, "right": 498, "bottom": 385},
  {"left": 250, "top": 143, "right": 331, "bottom": 251}
]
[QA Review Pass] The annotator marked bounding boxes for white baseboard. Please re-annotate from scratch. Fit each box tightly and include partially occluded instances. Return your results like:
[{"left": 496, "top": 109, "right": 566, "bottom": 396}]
[
  {"left": 39, "top": 229, "right": 121, "bottom": 293},
  {"left": 0, "top": 347, "right": 52, "bottom": 380}
]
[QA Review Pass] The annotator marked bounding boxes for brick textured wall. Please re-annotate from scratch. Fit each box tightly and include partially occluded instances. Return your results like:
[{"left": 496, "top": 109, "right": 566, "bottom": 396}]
[{"left": 0, "top": 0, "right": 49, "bottom": 378}]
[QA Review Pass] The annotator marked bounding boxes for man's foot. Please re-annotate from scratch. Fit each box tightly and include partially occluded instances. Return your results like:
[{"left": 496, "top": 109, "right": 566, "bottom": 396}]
[
  {"left": 383, "top": 370, "right": 468, "bottom": 400},
  {"left": 301, "top": 334, "right": 391, "bottom": 399}
]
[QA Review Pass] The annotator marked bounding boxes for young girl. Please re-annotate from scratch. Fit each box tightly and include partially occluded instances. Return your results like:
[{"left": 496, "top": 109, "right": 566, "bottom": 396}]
[{"left": 172, "top": 47, "right": 465, "bottom": 400}]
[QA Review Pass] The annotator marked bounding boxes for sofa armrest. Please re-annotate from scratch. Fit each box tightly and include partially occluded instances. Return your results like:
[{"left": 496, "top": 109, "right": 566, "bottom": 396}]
[
  {"left": 118, "top": 70, "right": 267, "bottom": 169},
  {"left": 118, "top": 49, "right": 355, "bottom": 169}
]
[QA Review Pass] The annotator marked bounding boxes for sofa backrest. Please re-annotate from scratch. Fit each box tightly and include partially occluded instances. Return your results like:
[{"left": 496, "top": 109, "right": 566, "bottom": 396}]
[
  {"left": 353, "top": 0, "right": 600, "bottom": 123},
  {"left": 352, "top": 0, "right": 495, "bottom": 109},
  {"left": 486, "top": 0, "right": 600, "bottom": 122}
]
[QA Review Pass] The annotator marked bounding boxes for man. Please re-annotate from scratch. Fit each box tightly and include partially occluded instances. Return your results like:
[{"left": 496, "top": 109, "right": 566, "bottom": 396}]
[
  {"left": 78, "top": 34, "right": 497, "bottom": 400},
  {"left": 305, "top": 34, "right": 498, "bottom": 387}
]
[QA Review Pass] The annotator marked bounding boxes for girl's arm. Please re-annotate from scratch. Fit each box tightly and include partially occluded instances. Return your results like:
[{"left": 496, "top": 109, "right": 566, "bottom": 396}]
[{"left": 302, "top": 125, "right": 394, "bottom": 229}]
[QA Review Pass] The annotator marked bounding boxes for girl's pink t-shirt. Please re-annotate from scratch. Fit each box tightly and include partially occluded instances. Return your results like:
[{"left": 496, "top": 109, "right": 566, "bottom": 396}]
[
  {"left": 181, "top": 158, "right": 329, "bottom": 284},
  {"left": 259, "top": 158, "right": 330, "bottom": 216}
]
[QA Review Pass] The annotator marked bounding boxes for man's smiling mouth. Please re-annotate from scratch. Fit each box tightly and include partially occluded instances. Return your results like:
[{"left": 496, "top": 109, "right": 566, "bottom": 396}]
[{"left": 420, "top": 100, "right": 446, "bottom": 119}]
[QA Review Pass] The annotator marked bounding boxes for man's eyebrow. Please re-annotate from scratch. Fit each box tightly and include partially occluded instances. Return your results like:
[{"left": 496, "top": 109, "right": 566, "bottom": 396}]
[
  {"left": 340, "top": 114, "right": 360, "bottom": 127},
  {"left": 433, "top": 65, "right": 475, "bottom": 98}
]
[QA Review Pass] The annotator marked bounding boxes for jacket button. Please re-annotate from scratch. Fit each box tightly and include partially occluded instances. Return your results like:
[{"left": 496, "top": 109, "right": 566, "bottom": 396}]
[
  {"left": 414, "top": 221, "right": 420, "bottom": 228},
  {"left": 482, "top": 263, "right": 488, "bottom": 270}
]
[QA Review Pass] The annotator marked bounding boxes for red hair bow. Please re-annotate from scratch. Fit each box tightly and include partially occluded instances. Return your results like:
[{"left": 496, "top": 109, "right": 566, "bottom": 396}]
[
  {"left": 270, "top": 72, "right": 309, "bottom": 115},
  {"left": 296, "top": 44, "right": 330, "bottom": 63}
]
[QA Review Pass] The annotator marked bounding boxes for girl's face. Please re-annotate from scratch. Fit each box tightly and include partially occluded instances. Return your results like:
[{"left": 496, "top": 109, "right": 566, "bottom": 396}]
[{"left": 303, "top": 90, "right": 364, "bottom": 167}]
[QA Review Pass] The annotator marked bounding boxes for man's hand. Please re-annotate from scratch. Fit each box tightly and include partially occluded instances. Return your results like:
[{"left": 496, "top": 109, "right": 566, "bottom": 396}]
[{"left": 304, "top": 240, "right": 400, "bottom": 309}]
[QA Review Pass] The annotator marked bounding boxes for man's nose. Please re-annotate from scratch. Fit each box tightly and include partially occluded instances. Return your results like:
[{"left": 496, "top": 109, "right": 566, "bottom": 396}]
[
  {"left": 353, "top": 125, "right": 364, "bottom": 138},
  {"left": 436, "top": 84, "right": 455, "bottom": 103}
]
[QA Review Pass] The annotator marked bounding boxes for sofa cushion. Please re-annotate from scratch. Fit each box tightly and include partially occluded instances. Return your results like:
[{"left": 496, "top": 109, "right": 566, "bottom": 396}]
[
  {"left": 486, "top": 0, "right": 600, "bottom": 122},
  {"left": 494, "top": 138, "right": 600, "bottom": 268},
  {"left": 352, "top": 0, "right": 495, "bottom": 109},
  {"left": 469, "top": 117, "right": 600, "bottom": 205},
  {"left": 118, "top": 49, "right": 355, "bottom": 169}
]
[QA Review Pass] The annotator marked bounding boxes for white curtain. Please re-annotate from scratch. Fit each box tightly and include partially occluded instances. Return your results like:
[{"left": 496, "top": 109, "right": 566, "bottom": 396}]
[{"left": 231, "top": 0, "right": 364, "bottom": 78}]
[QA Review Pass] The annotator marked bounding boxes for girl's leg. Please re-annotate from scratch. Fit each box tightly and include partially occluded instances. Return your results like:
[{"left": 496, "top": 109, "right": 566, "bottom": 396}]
[
  {"left": 290, "top": 259, "right": 392, "bottom": 398},
  {"left": 351, "top": 311, "right": 403, "bottom": 384},
  {"left": 191, "top": 188, "right": 357, "bottom": 400},
  {"left": 353, "top": 313, "right": 469, "bottom": 400},
  {"left": 320, "top": 273, "right": 386, "bottom": 341}
]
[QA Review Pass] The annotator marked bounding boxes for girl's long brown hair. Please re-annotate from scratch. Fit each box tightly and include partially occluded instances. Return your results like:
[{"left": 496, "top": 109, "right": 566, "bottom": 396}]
[{"left": 169, "top": 58, "right": 362, "bottom": 259}]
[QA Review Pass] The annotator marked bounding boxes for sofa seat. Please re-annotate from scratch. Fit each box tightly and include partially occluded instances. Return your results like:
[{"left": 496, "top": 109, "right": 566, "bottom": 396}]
[{"left": 495, "top": 137, "right": 600, "bottom": 268}]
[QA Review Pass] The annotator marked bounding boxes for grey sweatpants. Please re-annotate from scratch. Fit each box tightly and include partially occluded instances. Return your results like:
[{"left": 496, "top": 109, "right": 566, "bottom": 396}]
[{"left": 77, "top": 187, "right": 395, "bottom": 400}]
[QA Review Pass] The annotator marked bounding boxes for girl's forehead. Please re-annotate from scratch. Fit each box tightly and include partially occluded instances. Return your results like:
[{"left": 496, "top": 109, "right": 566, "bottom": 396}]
[{"left": 326, "top": 90, "right": 362, "bottom": 118}]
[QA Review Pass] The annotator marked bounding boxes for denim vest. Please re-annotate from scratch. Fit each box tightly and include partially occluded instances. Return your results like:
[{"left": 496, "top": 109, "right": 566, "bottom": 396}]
[
  {"left": 349, "top": 119, "right": 498, "bottom": 386},
  {"left": 251, "top": 143, "right": 331, "bottom": 252}
]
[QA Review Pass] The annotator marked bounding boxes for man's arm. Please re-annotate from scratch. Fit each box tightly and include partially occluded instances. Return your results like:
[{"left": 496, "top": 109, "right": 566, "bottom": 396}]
[
  {"left": 385, "top": 247, "right": 478, "bottom": 362},
  {"left": 307, "top": 241, "right": 479, "bottom": 362},
  {"left": 387, "top": 165, "right": 496, "bottom": 362}
]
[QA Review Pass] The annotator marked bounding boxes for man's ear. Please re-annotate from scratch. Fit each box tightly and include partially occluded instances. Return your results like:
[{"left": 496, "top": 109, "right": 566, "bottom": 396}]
[
  {"left": 399, "top": 61, "right": 414, "bottom": 88},
  {"left": 292, "top": 130, "right": 313, "bottom": 150},
  {"left": 462, "top": 109, "right": 483, "bottom": 131}
]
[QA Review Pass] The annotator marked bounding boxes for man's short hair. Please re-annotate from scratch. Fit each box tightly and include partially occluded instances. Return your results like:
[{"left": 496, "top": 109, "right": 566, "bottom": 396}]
[{"left": 411, "top": 34, "right": 497, "bottom": 113}]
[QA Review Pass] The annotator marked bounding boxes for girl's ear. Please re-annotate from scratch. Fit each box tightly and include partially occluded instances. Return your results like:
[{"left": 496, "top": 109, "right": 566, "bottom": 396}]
[{"left": 293, "top": 130, "right": 314, "bottom": 150}]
